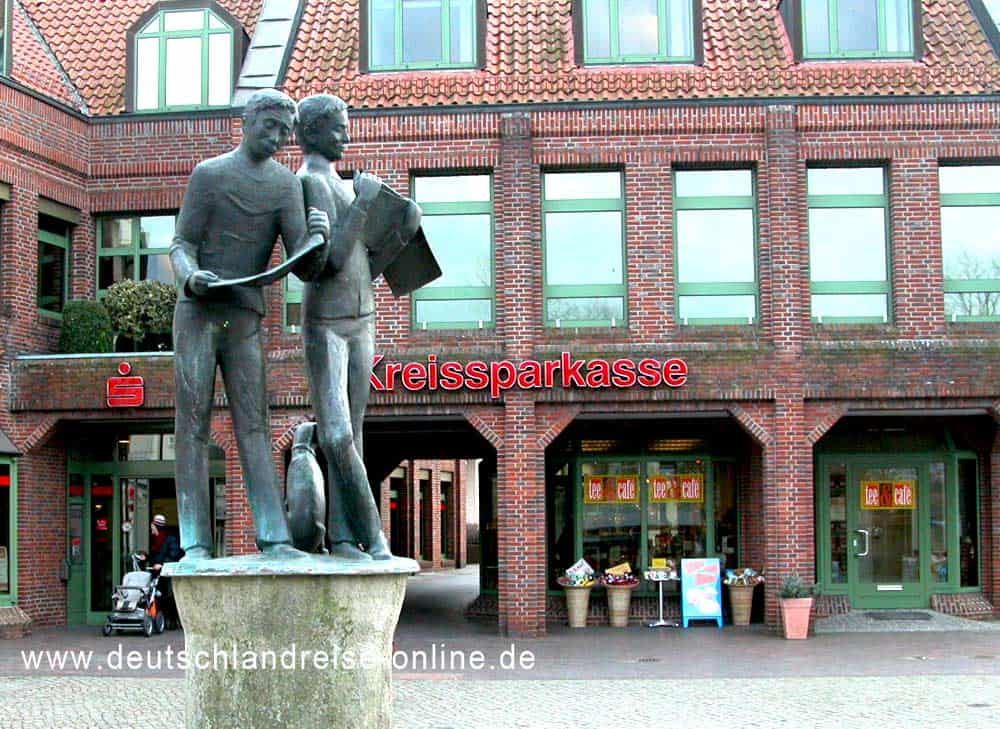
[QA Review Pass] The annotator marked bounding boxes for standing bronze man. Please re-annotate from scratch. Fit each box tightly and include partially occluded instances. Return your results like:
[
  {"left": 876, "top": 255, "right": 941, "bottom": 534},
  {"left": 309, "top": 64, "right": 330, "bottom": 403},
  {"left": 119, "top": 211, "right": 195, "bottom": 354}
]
[
  {"left": 170, "top": 89, "right": 329, "bottom": 561},
  {"left": 296, "top": 94, "right": 421, "bottom": 560}
]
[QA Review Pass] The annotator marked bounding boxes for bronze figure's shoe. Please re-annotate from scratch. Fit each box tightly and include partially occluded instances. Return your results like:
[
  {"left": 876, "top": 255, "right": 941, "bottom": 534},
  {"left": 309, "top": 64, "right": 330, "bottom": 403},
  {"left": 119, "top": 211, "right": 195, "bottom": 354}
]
[
  {"left": 367, "top": 533, "right": 392, "bottom": 560},
  {"left": 261, "top": 543, "right": 309, "bottom": 559},
  {"left": 330, "top": 541, "right": 372, "bottom": 560},
  {"left": 180, "top": 546, "right": 213, "bottom": 562}
]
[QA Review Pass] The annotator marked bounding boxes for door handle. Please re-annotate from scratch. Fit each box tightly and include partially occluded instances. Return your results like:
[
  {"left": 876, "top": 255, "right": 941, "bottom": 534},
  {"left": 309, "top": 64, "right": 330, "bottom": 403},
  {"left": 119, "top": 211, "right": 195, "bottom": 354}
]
[{"left": 854, "top": 529, "right": 870, "bottom": 557}]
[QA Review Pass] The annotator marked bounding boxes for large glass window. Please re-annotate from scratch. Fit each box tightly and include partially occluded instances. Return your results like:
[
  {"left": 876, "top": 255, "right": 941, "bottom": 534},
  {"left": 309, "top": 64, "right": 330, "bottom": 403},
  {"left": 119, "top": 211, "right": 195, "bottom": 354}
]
[
  {"left": 38, "top": 214, "right": 71, "bottom": 316},
  {"left": 581, "top": 0, "right": 696, "bottom": 64},
  {"left": 808, "top": 167, "right": 891, "bottom": 322},
  {"left": 411, "top": 173, "right": 494, "bottom": 329},
  {"left": 97, "top": 214, "right": 176, "bottom": 295},
  {"left": 674, "top": 169, "right": 758, "bottom": 324},
  {"left": 646, "top": 460, "right": 707, "bottom": 563},
  {"left": 581, "top": 461, "right": 641, "bottom": 573},
  {"left": 801, "top": 0, "right": 914, "bottom": 59},
  {"left": 134, "top": 7, "right": 235, "bottom": 111},
  {"left": 0, "top": 462, "right": 13, "bottom": 600},
  {"left": 368, "top": 0, "right": 478, "bottom": 71},
  {"left": 938, "top": 165, "right": 1000, "bottom": 321},
  {"left": 543, "top": 170, "right": 626, "bottom": 327}
]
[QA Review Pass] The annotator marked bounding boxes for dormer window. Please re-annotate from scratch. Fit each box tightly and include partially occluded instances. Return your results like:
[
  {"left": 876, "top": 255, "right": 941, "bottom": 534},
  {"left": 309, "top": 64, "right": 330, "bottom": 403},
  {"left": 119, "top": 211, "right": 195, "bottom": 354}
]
[
  {"left": 364, "top": 0, "right": 483, "bottom": 72},
  {"left": 799, "top": 0, "right": 917, "bottom": 59},
  {"left": 575, "top": 0, "right": 698, "bottom": 65},
  {"left": 129, "top": 4, "right": 241, "bottom": 112}
]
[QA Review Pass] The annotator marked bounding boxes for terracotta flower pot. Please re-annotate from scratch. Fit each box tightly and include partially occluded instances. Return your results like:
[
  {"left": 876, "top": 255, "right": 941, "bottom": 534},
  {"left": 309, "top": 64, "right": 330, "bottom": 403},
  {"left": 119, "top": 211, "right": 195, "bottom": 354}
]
[{"left": 779, "top": 597, "right": 814, "bottom": 639}]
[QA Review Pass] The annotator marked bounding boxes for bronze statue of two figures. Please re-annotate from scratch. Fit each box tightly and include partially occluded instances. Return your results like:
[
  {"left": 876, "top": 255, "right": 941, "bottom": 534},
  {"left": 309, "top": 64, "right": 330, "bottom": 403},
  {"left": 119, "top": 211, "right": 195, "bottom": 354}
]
[{"left": 169, "top": 90, "right": 440, "bottom": 563}]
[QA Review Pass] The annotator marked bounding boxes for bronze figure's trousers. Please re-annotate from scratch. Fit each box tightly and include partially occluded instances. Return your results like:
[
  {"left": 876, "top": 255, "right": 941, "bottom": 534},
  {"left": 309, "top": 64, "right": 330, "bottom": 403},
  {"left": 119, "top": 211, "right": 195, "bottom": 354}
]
[
  {"left": 302, "top": 314, "right": 383, "bottom": 547},
  {"left": 173, "top": 303, "right": 292, "bottom": 552}
]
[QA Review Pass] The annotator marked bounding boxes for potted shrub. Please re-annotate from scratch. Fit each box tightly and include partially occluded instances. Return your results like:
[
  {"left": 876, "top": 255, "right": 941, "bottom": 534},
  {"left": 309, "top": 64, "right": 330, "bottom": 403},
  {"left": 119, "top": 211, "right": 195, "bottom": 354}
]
[
  {"left": 104, "top": 279, "right": 176, "bottom": 352},
  {"left": 778, "top": 575, "right": 817, "bottom": 639},
  {"left": 58, "top": 300, "right": 114, "bottom": 354}
]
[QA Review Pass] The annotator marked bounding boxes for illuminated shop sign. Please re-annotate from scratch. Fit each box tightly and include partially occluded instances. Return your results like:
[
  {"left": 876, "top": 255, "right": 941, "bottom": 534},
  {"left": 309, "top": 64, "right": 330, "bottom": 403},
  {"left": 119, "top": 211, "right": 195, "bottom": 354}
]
[
  {"left": 370, "top": 352, "right": 688, "bottom": 398},
  {"left": 649, "top": 474, "right": 704, "bottom": 504},
  {"left": 861, "top": 480, "right": 916, "bottom": 510},
  {"left": 107, "top": 362, "right": 145, "bottom": 408}
]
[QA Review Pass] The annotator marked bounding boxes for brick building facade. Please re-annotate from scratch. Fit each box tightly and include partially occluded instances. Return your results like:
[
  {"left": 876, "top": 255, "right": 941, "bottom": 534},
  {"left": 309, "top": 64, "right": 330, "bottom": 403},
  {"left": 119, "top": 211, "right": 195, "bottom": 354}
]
[{"left": 0, "top": 0, "right": 998, "bottom": 637}]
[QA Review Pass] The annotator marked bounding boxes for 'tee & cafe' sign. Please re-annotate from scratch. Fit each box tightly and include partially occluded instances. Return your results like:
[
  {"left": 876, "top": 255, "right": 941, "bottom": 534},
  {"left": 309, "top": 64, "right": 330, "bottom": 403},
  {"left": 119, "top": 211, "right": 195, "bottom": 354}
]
[
  {"left": 861, "top": 480, "right": 916, "bottom": 510},
  {"left": 370, "top": 352, "right": 689, "bottom": 399}
]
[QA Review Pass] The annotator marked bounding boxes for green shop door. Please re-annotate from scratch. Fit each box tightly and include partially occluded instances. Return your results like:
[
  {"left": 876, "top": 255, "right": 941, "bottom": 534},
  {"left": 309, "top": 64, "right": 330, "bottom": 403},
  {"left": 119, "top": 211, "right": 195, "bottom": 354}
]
[
  {"left": 847, "top": 464, "right": 926, "bottom": 608},
  {"left": 66, "top": 472, "right": 119, "bottom": 626}
]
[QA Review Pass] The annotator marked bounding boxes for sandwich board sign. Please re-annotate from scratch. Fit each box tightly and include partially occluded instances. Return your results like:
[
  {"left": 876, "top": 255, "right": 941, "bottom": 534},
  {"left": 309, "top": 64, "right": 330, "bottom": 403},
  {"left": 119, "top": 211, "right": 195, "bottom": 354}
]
[{"left": 680, "top": 558, "right": 723, "bottom": 628}]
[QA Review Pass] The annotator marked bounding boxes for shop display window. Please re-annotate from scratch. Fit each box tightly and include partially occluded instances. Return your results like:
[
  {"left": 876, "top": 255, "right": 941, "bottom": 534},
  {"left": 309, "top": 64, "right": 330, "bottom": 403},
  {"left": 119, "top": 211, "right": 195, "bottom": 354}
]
[
  {"left": 0, "top": 463, "right": 10, "bottom": 595},
  {"left": 646, "top": 460, "right": 706, "bottom": 563},
  {"left": 581, "top": 460, "right": 641, "bottom": 573},
  {"left": 828, "top": 463, "right": 847, "bottom": 583},
  {"left": 929, "top": 462, "right": 947, "bottom": 583}
]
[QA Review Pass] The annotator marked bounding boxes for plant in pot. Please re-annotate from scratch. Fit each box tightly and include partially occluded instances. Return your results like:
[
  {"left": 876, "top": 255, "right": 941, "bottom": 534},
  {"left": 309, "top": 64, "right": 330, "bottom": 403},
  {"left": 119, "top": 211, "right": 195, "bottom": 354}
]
[
  {"left": 558, "top": 559, "right": 596, "bottom": 628},
  {"left": 723, "top": 568, "right": 764, "bottom": 627},
  {"left": 600, "top": 563, "right": 640, "bottom": 627},
  {"left": 104, "top": 279, "right": 176, "bottom": 352},
  {"left": 778, "top": 575, "right": 817, "bottom": 639}
]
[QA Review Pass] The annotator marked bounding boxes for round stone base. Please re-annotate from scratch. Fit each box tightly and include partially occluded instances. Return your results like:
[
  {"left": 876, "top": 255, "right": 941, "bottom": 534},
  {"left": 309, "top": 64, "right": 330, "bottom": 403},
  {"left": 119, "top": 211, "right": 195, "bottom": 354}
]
[{"left": 166, "top": 554, "right": 418, "bottom": 729}]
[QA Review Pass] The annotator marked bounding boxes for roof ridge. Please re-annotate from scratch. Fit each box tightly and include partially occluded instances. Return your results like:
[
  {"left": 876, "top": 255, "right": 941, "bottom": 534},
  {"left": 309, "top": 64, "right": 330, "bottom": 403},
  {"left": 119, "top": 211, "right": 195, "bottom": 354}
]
[{"left": 15, "top": 0, "right": 90, "bottom": 115}]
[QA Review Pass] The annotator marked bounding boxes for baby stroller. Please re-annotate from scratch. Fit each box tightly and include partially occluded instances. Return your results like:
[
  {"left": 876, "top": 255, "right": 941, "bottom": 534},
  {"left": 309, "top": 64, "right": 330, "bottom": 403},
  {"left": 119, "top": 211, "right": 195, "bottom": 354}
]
[{"left": 102, "top": 553, "right": 165, "bottom": 637}]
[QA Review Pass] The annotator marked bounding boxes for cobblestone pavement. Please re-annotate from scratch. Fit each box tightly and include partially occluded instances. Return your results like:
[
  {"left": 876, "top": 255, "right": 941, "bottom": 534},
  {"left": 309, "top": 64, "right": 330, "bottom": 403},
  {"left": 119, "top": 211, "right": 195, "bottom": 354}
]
[
  {"left": 814, "top": 609, "right": 1000, "bottom": 633},
  {"left": 0, "top": 674, "right": 998, "bottom": 728}
]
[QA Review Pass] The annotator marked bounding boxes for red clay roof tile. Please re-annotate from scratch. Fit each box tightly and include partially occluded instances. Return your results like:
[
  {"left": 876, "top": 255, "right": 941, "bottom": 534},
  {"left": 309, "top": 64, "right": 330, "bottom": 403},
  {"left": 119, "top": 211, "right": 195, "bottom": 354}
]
[{"left": 9, "top": 1, "right": 80, "bottom": 110}]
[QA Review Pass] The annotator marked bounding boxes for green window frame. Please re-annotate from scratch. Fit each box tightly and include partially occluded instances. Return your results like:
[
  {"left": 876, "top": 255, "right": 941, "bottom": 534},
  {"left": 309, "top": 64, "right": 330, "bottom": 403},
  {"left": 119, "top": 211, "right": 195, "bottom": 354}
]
[
  {"left": 133, "top": 7, "right": 235, "bottom": 112},
  {"left": 542, "top": 170, "right": 627, "bottom": 329},
  {"left": 285, "top": 274, "right": 303, "bottom": 332},
  {"left": 38, "top": 215, "right": 71, "bottom": 318},
  {"left": 367, "top": 0, "right": 479, "bottom": 71},
  {"left": 938, "top": 165, "right": 1000, "bottom": 322},
  {"left": 673, "top": 169, "right": 758, "bottom": 325},
  {"left": 411, "top": 173, "right": 495, "bottom": 330},
  {"left": 0, "top": 0, "right": 11, "bottom": 76},
  {"left": 0, "top": 459, "right": 16, "bottom": 606},
  {"left": 96, "top": 214, "right": 177, "bottom": 296},
  {"left": 580, "top": 0, "right": 696, "bottom": 64},
  {"left": 801, "top": 0, "right": 915, "bottom": 59},
  {"left": 807, "top": 166, "right": 892, "bottom": 324}
]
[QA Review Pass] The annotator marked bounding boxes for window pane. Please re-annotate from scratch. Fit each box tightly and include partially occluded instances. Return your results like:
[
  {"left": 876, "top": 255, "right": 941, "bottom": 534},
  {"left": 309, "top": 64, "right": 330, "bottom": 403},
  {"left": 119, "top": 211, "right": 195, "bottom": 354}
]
[
  {"left": 585, "top": 0, "right": 612, "bottom": 58},
  {"left": 945, "top": 293, "right": 1000, "bottom": 319},
  {"left": 139, "top": 254, "right": 173, "bottom": 284},
  {"left": 545, "top": 211, "right": 623, "bottom": 285},
  {"left": 164, "top": 10, "right": 205, "bottom": 31},
  {"left": 286, "top": 302, "right": 301, "bottom": 326},
  {"left": 165, "top": 37, "right": 202, "bottom": 106},
  {"left": 402, "top": 0, "right": 443, "bottom": 63},
  {"left": 678, "top": 295, "right": 756, "bottom": 321},
  {"left": 676, "top": 209, "right": 755, "bottom": 283},
  {"left": 99, "top": 256, "right": 134, "bottom": 290},
  {"left": 940, "top": 165, "right": 1000, "bottom": 195},
  {"left": 958, "top": 459, "right": 979, "bottom": 587},
  {"left": 101, "top": 218, "right": 134, "bottom": 248},
  {"left": 372, "top": 0, "right": 397, "bottom": 66},
  {"left": 140, "top": 216, "right": 175, "bottom": 249},
  {"left": 287, "top": 272, "right": 305, "bottom": 296},
  {"left": 807, "top": 167, "right": 884, "bottom": 195},
  {"left": 136, "top": 37, "right": 160, "bottom": 110},
  {"left": 837, "top": 0, "right": 878, "bottom": 51},
  {"left": 811, "top": 293, "right": 887, "bottom": 319},
  {"left": 414, "top": 175, "right": 490, "bottom": 203},
  {"left": 929, "top": 463, "right": 947, "bottom": 584},
  {"left": 619, "top": 0, "right": 660, "bottom": 56},
  {"left": 884, "top": 0, "right": 912, "bottom": 53},
  {"left": 139, "top": 17, "right": 159, "bottom": 35},
  {"left": 809, "top": 208, "right": 886, "bottom": 281},
  {"left": 581, "top": 462, "right": 641, "bottom": 574},
  {"left": 38, "top": 241, "right": 66, "bottom": 313},
  {"left": 828, "top": 464, "right": 848, "bottom": 583},
  {"left": 940, "top": 207, "right": 1000, "bottom": 280},
  {"left": 676, "top": 169, "right": 753, "bottom": 197},
  {"left": 666, "top": 0, "right": 693, "bottom": 57},
  {"left": 450, "top": 0, "right": 476, "bottom": 64},
  {"left": 208, "top": 33, "right": 232, "bottom": 106},
  {"left": 988, "top": 0, "right": 1000, "bottom": 28},
  {"left": 415, "top": 298, "right": 492, "bottom": 325},
  {"left": 421, "top": 214, "right": 492, "bottom": 287},
  {"left": 208, "top": 12, "right": 227, "bottom": 30},
  {"left": 544, "top": 171, "right": 621, "bottom": 200},
  {"left": 803, "top": 0, "right": 831, "bottom": 55},
  {"left": 0, "top": 464, "right": 10, "bottom": 594},
  {"left": 547, "top": 297, "right": 624, "bottom": 322}
]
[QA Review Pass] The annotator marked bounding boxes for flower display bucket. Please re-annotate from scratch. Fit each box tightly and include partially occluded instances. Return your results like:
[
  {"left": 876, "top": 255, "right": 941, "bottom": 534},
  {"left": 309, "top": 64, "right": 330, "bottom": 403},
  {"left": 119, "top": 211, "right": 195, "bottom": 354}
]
[
  {"left": 606, "top": 585, "right": 636, "bottom": 627},
  {"left": 564, "top": 585, "right": 592, "bottom": 628},
  {"left": 728, "top": 584, "right": 754, "bottom": 626},
  {"left": 779, "top": 597, "right": 814, "bottom": 639}
]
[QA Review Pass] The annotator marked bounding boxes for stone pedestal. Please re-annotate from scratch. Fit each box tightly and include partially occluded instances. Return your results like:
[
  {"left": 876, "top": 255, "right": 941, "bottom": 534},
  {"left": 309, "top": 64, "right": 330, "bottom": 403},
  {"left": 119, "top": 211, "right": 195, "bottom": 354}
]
[{"left": 165, "top": 554, "right": 419, "bottom": 729}]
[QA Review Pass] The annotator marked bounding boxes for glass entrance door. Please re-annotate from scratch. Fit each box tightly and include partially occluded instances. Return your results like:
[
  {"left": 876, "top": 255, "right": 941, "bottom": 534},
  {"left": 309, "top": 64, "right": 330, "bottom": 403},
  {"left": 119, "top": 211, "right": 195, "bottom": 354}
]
[{"left": 848, "top": 465, "right": 924, "bottom": 608}]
